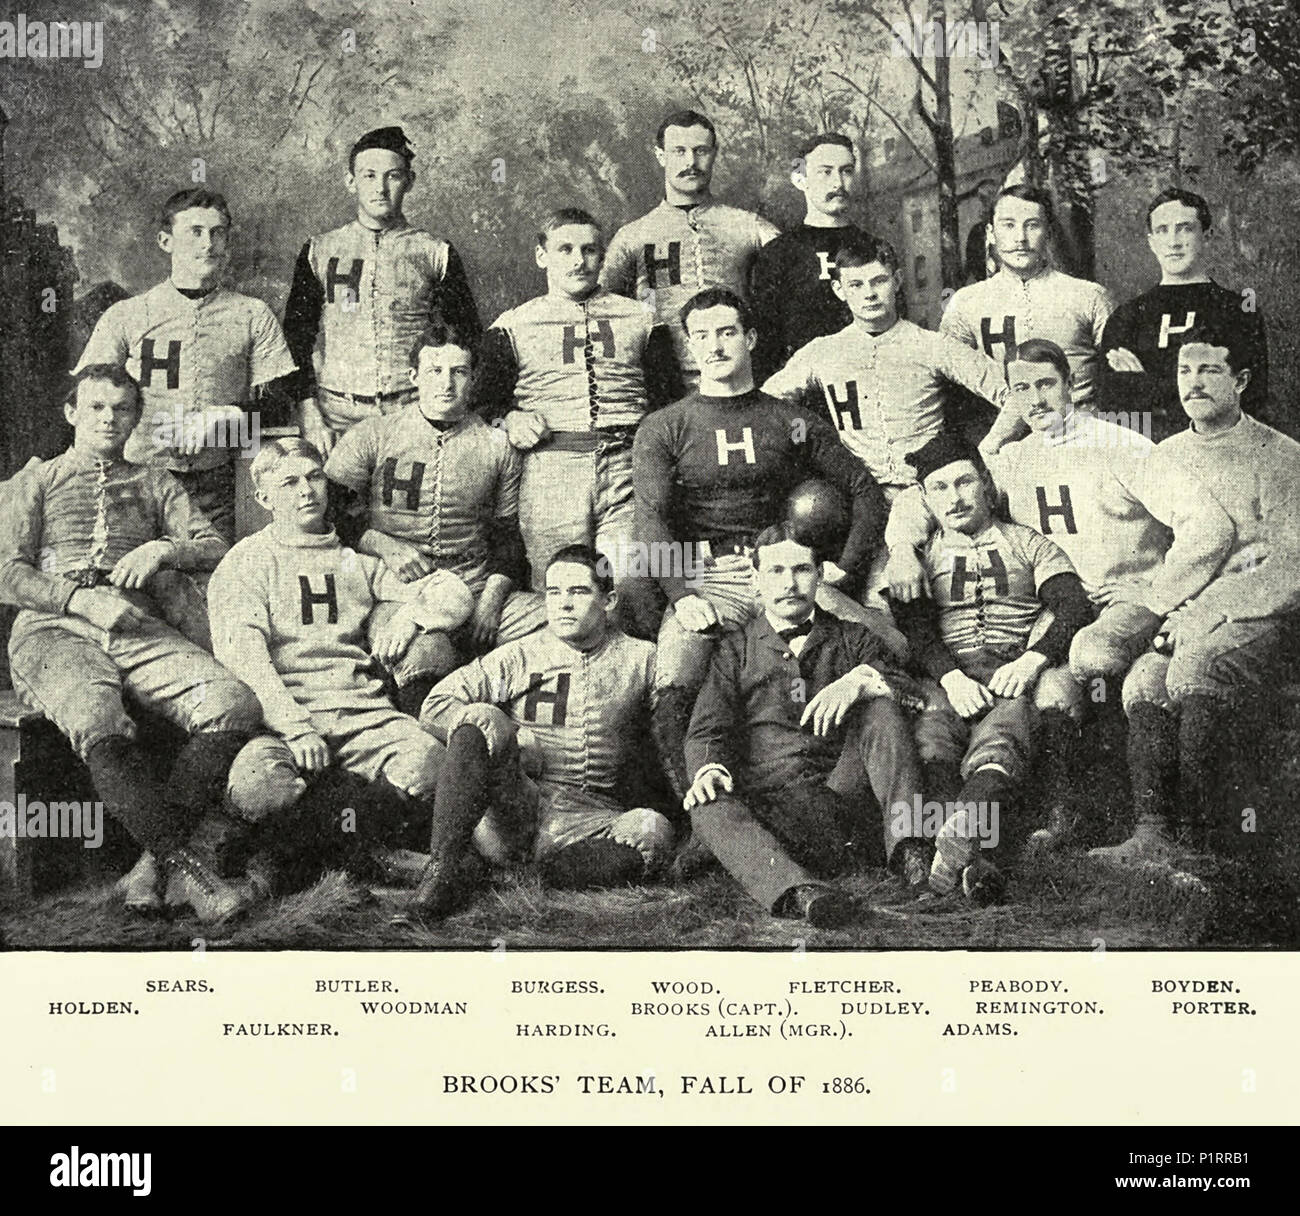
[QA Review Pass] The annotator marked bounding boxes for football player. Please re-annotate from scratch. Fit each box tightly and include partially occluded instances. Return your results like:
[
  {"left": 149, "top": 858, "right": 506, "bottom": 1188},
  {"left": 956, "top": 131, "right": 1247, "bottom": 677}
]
[
  {"left": 601, "top": 110, "right": 780, "bottom": 386},
  {"left": 941, "top": 185, "right": 1116, "bottom": 452},
  {"left": 473, "top": 207, "right": 680, "bottom": 636},
  {"left": 74, "top": 188, "right": 296, "bottom": 542},
  {"left": 750, "top": 133, "right": 879, "bottom": 377},
  {"left": 762, "top": 235, "right": 1006, "bottom": 502},
  {"left": 1101, "top": 188, "right": 1272, "bottom": 441},
  {"left": 1091, "top": 325, "right": 1300, "bottom": 867},
  {"left": 0, "top": 364, "right": 262, "bottom": 922},
  {"left": 891, "top": 433, "right": 1092, "bottom": 903},
  {"left": 325, "top": 322, "right": 544, "bottom": 718},
  {"left": 281, "top": 126, "right": 482, "bottom": 454},
  {"left": 211, "top": 438, "right": 474, "bottom": 892},
  {"left": 403, "top": 544, "right": 673, "bottom": 923}
]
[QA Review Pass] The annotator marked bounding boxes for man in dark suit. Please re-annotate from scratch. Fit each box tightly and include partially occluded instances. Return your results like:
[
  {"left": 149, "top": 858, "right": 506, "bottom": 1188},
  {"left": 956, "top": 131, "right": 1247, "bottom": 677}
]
[{"left": 681, "top": 522, "right": 929, "bottom": 927}]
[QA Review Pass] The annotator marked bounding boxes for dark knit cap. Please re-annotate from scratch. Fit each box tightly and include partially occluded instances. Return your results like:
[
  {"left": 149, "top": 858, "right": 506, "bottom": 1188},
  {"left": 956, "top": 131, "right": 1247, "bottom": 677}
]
[
  {"left": 350, "top": 126, "right": 415, "bottom": 165},
  {"left": 906, "top": 431, "right": 985, "bottom": 484}
]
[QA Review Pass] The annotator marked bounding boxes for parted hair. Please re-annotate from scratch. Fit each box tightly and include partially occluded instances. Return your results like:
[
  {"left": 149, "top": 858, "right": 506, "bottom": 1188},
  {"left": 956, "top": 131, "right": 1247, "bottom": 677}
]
[
  {"left": 250, "top": 437, "right": 325, "bottom": 491},
  {"left": 536, "top": 207, "right": 602, "bottom": 249}
]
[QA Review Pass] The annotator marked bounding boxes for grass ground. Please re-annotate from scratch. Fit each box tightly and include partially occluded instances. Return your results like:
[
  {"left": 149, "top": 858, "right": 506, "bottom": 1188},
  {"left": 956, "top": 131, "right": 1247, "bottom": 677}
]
[
  {"left": 3, "top": 699, "right": 1297, "bottom": 953},
  {"left": 2, "top": 846, "right": 1290, "bottom": 953}
]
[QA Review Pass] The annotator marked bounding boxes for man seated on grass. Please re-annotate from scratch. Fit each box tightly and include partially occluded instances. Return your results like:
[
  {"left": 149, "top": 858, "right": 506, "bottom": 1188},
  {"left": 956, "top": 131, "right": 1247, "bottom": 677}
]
[
  {"left": 681, "top": 523, "right": 927, "bottom": 928},
  {"left": 403, "top": 544, "right": 674, "bottom": 926},
  {"left": 891, "top": 432, "right": 1092, "bottom": 905},
  {"left": 210, "top": 438, "right": 474, "bottom": 894},
  {"left": 325, "top": 321, "right": 545, "bottom": 719},
  {"left": 0, "top": 363, "right": 262, "bottom": 923}
]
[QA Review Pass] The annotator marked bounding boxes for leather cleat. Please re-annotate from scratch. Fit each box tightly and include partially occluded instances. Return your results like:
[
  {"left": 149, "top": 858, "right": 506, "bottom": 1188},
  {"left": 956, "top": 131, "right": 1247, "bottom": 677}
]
[
  {"left": 391, "top": 852, "right": 486, "bottom": 928},
  {"left": 1025, "top": 803, "right": 1078, "bottom": 857},
  {"left": 1088, "top": 816, "right": 1183, "bottom": 869},
  {"left": 163, "top": 846, "right": 255, "bottom": 924},
  {"left": 367, "top": 846, "right": 430, "bottom": 888},
  {"left": 116, "top": 851, "right": 163, "bottom": 916},
  {"left": 961, "top": 856, "right": 1006, "bottom": 906},
  {"left": 780, "top": 883, "right": 856, "bottom": 929}
]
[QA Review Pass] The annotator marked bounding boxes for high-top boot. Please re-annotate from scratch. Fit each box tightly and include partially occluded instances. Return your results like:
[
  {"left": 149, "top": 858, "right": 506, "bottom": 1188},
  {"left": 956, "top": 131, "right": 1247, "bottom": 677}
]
[
  {"left": 1026, "top": 709, "right": 1081, "bottom": 856},
  {"left": 393, "top": 725, "right": 493, "bottom": 926},
  {"left": 1090, "top": 702, "right": 1181, "bottom": 868}
]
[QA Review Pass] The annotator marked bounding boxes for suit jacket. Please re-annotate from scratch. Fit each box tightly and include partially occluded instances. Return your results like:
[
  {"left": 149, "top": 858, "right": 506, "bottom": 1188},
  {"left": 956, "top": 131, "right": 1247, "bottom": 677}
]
[{"left": 685, "top": 609, "right": 910, "bottom": 799}]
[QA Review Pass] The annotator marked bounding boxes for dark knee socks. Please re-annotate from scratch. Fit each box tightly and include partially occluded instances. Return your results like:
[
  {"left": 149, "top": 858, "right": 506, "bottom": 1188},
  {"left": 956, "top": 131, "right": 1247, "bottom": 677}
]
[
  {"left": 86, "top": 736, "right": 184, "bottom": 856},
  {"left": 651, "top": 686, "right": 696, "bottom": 801},
  {"left": 1128, "top": 701, "right": 1179, "bottom": 832},
  {"left": 427, "top": 725, "right": 493, "bottom": 863},
  {"left": 1178, "top": 694, "right": 1222, "bottom": 849}
]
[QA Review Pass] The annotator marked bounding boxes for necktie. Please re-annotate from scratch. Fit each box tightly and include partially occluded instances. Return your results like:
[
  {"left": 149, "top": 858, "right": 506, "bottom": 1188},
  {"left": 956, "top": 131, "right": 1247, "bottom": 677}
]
[{"left": 778, "top": 616, "right": 814, "bottom": 643}]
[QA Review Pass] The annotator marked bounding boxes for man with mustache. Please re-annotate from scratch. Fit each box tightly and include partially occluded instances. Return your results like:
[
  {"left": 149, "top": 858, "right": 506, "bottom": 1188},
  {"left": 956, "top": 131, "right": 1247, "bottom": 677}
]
[
  {"left": 74, "top": 188, "right": 296, "bottom": 542},
  {"left": 1100, "top": 188, "right": 1273, "bottom": 441},
  {"left": 891, "top": 432, "right": 1092, "bottom": 903},
  {"left": 632, "top": 287, "right": 889, "bottom": 803},
  {"left": 750, "top": 133, "right": 880, "bottom": 378},
  {"left": 682, "top": 524, "right": 929, "bottom": 925},
  {"left": 941, "top": 185, "right": 1116, "bottom": 453},
  {"left": 884, "top": 338, "right": 1234, "bottom": 852},
  {"left": 281, "top": 126, "right": 483, "bottom": 455},
  {"left": 473, "top": 208, "right": 680, "bottom": 637},
  {"left": 601, "top": 110, "right": 780, "bottom": 387},
  {"left": 1091, "top": 325, "right": 1300, "bottom": 867}
]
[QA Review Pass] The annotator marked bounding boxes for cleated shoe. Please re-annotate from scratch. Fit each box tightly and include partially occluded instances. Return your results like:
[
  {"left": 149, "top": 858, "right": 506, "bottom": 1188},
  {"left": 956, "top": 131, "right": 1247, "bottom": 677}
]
[
  {"left": 163, "top": 847, "right": 255, "bottom": 924},
  {"left": 117, "top": 851, "right": 163, "bottom": 916}
]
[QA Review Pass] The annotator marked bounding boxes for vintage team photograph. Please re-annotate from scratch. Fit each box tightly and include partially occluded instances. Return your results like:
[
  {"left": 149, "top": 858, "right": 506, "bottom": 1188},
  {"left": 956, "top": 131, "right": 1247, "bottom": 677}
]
[{"left": 0, "top": 0, "right": 1296, "bottom": 951}]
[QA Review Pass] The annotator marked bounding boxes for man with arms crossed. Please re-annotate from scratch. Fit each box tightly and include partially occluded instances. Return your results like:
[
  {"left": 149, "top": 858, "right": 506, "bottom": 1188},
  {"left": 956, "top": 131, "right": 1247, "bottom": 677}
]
[{"left": 1101, "top": 187, "right": 1271, "bottom": 440}]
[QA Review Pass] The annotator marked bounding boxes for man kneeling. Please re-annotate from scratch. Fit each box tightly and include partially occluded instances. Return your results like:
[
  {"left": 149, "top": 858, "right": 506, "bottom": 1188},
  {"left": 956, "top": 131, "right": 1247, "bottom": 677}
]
[
  {"left": 681, "top": 524, "right": 925, "bottom": 928},
  {"left": 403, "top": 545, "right": 674, "bottom": 924}
]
